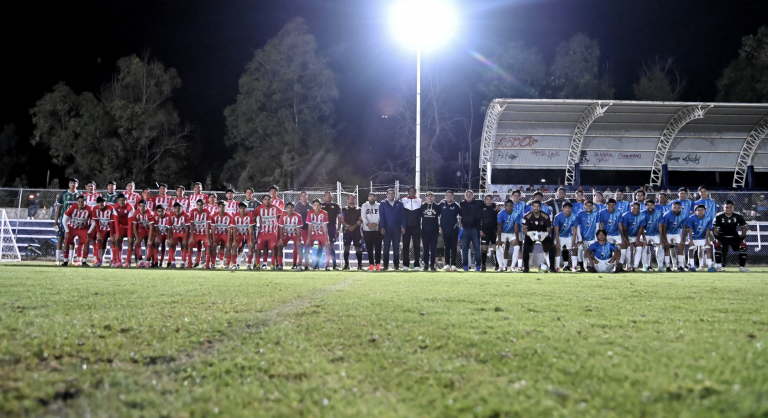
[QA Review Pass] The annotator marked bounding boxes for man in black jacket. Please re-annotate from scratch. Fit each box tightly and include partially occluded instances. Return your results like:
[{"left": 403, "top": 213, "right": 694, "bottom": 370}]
[
  {"left": 545, "top": 187, "right": 574, "bottom": 216},
  {"left": 460, "top": 190, "right": 484, "bottom": 271},
  {"left": 421, "top": 191, "right": 441, "bottom": 271},
  {"left": 401, "top": 187, "right": 423, "bottom": 271},
  {"left": 479, "top": 195, "right": 498, "bottom": 272}
]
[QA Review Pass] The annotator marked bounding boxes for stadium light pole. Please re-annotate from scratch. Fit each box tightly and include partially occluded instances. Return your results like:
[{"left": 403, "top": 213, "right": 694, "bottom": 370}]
[{"left": 391, "top": 0, "right": 456, "bottom": 194}]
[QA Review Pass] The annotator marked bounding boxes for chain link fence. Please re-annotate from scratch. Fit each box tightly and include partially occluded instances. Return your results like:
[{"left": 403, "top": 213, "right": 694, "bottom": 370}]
[{"left": 3, "top": 185, "right": 768, "bottom": 266}]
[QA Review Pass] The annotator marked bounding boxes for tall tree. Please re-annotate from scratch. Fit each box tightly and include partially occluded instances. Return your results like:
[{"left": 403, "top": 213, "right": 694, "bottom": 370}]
[
  {"left": 223, "top": 17, "right": 338, "bottom": 190},
  {"left": 633, "top": 58, "right": 684, "bottom": 101},
  {"left": 0, "top": 124, "right": 18, "bottom": 186},
  {"left": 30, "top": 54, "right": 192, "bottom": 186},
  {"left": 717, "top": 26, "right": 768, "bottom": 102},
  {"left": 550, "top": 33, "right": 614, "bottom": 100},
  {"left": 477, "top": 42, "right": 547, "bottom": 110}
]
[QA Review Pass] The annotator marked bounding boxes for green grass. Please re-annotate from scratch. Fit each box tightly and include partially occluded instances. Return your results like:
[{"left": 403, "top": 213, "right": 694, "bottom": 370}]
[{"left": 1, "top": 263, "right": 767, "bottom": 417}]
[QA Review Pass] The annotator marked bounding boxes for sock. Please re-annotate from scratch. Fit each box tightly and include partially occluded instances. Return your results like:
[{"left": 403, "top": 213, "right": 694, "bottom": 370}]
[
  {"left": 706, "top": 257, "right": 713, "bottom": 268},
  {"left": 56, "top": 249, "right": 62, "bottom": 263},
  {"left": 344, "top": 249, "right": 350, "bottom": 266},
  {"left": 247, "top": 251, "right": 253, "bottom": 265},
  {"left": 356, "top": 251, "right": 363, "bottom": 267},
  {"left": 577, "top": 246, "right": 584, "bottom": 262},
  {"left": 676, "top": 254, "right": 684, "bottom": 267},
  {"left": 63, "top": 248, "right": 69, "bottom": 260},
  {"left": 481, "top": 251, "right": 487, "bottom": 268},
  {"left": 633, "top": 247, "right": 642, "bottom": 267},
  {"left": 495, "top": 248, "right": 505, "bottom": 270},
  {"left": 555, "top": 256, "right": 561, "bottom": 270},
  {"left": 159, "top": 248, "right": 165, "bottom": 264},
  {"left": 617, "top": 249, "right": 624, "bottom": 265},
  {"left": 206, "top": 249, "right": 212, "bottom": 267},
  {"left": 512, "top": 246, "right": 521, "bottom": 269},
  {"left": 263, "top": 252, "right": 268, "bottom": 263},
  {"left": 94, "top": 242, "right": 101, "bottom": 264},
  {"left": 664, "top": 255, "right": 670, "bottom": 268}
]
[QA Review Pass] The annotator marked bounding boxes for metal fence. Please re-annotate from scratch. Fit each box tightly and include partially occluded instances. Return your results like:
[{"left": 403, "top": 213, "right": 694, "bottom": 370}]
[{"left": 3, "top": 185, "right": 768, "bottom": 267}]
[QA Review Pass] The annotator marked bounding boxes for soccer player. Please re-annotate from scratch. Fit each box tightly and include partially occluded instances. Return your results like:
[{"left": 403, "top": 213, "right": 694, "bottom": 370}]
[
  {"left": 306, "top": 199, "right": 330, "bottom": 270},
  {"left": 521, "top": 201, "right": 554, "bottom": 272},
  {"left": 153, "top": 206, "right": 172, "bottom": 267},
  {"left": 172, "top": 185, "right": 189, "bottom": 213},
  {"left": 656, "top": 192, "right": 671, "bottom": 214},
  {"left": 244, "top": 188, "right": 259, "bottom": 213},
  {"left": 686, "top": 204, "right": 716, "bottom": 272},
  {"left": 321, "top": 192, "right": 342, "bottom": 270},
  {"left": 618, "top": 202, "right": 647, "bottom": 272},
  {"left": 553, "top": 201, "right": 578, "bottom": 272},
  {"left": 420, "top": 192, "right": 441, "bottom": 271},
  {"left": 255, "top": 195, "right": 283, "bottom": 270},
  {"left": 223, "top": 188, "right": 238, "bottom": 215},
  {"left": 294, "top": 192, "right": 313, "bottom": 268},
  {"left": 585, "top": 229, "right": 621, "bottom": 273},
  {"left": 341, "top": 194, "right": 364, "bottom": 270},
  {"left": 278, "top": 202, "right": 304, "bottom": 270},
  {"left": 205, "top": 194, "right": 218, "bottom": 215},
  {"left": 123, "top": 182, "right": 141, "bottom": 207},
  {"left": 641, "top": 199, "right": 664, "bottom": 271},
  {"left": 525, "top": 191, "right": 552, "bottom": 215},
  {"left": 60, "top": 195, "right": 95, "bottom": 267},
  {"left": 599, "top": 198, "right": 623, "bottom": 250},
  {"left": 187, "top": 199, "right": 212, "bottom": 269},
  {"left": 544, "top": 187, "right": 571, "bottom": 215},
  {"left": 141, "top": 188, "right": 156, "bottom": 212},
  {"left": 91, "top": 197, "right": 115, "bottom": 267},
  {"left": 713, "top": 200, "right": 749, "bottom": 272},
  {"left": 677, "top": 188, "right": 694, "bottom": 215},
  {"left": 232, "top": 202, "right": 255, "bottom": 269},
  {"left": 694, "top": 185, "right": 718, "bottom": 266},
  {"left": 401, "top": 187, "right": 423, "bottom": 271},
  {"left": 188, "top": 182, "right": 207, "bottom": 212},
  {"left": 438, "top": 190, "right": 461, "bottom": 271},
  {"left": 211, "top": 202, "right": 235, "bottom": 269},
  {"left": 593, "top": 192, "right": 606, "bottom": 212},
  {"left": 104, "top": 181, "right": 119, "bottom": 205},
  {"left": 509, "top": 189, "right": 527, "bottom": 271},
  {"left": 361, "top": 192, "right": 382, "bottom": 271},
  {"left": 169, "top": 202, "right": 190, "bottom": 268},
  {"left": 268, "top": 185, "right": 285, "bottom": 210},
  {"left": 576, "top": 200, "right": 599, "bottom": 272},
  {"left": 83, "top": 181, "right": 101, "bottom": 207},
  {"left": 660, "top": 201, "right": 688, "bottom": 271},
  {"left": 132, "top": 200, "right": 155, "bottom": 268},
  {"left": 495, "top": 199, "right": 521, "bottom": 272},
  {"left": 572, "top": 190, "right": 585, "bottom": 214},
  {"left": 112, "top": 193, "right": 135, "bottom": 267},
  {"left": 614, "top": 190, "right": 629, "bottom": 214},
  {"left": 634, "top": 188, "right": 646, "bottom": 205},
  {"left": 154, "top": 183, "right": 173, "bottom": 212},
  {"left": 54, "top": 178, "right": 79, "bottom": 265}
]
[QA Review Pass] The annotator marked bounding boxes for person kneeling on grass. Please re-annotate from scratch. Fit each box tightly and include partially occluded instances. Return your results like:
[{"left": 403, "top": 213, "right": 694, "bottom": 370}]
[{"left": 585, "top": 229, "right": 621, "bottom": 273}]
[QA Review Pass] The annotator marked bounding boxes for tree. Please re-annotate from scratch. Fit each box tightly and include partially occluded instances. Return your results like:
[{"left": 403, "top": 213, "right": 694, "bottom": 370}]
[
  {"left": 0, "top": 124, "right": 18, "bottom": 186},
  {"left": 550, "top": 33, "right": 614, "bottom": 100},
  {"left": 30, "top": 54, "right": 193, "bottom": 186},
  {"left": 222, "top": 17, "right": 338, "bottom": 190},
  {"left": 633, "top": 58, "right": 684, "bottom": 101},
  {"left": 477, "top": 42, "right": 547, "bottom": 111},
  {"left": 717, "top": 26, "right": 768, "bottom": 102}
]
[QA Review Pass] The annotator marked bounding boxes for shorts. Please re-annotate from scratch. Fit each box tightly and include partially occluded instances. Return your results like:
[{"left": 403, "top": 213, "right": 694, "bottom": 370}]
[
  {"left": 155, "top": 234, "right": 169, "bottom": 244},
  {"left": 480, "top": 230, "right": 496, "bottom": 246},
  {"left": 65, "top": 229, "right": 89, "bottom": 245},
  {"left": 281, "top": 235, "right": 301, "bottom": 247},
  {"left": 627, "top": 236, "right": 645, "bottom": 246},
  {"left": 301, "top": 229, "right": 310, "bottom": 245},
  {"left": 116, "top": 225, "right": 131, "bottom": 238},
  {"left": 235, "top": 234, "right": 252, "bottom": 246},
  {"left": 257, "top": 233, "right": 278, "bottom": 250},
  {"left": 57, "top": 220, "right": 66, "bottom": 238},
  {"left": 646, "top": 235, "right": 661, "bottom": 245},
  {"left": 89, "top": 229, "right": 98, "bottom": 241},
  {"left": 308, "top": 235, "right": 327, "bottom": 247},
  {"left": 692, "top": 239, "right": 707, "bottom": 247},
  {"left": 343, "top": 229, "right": 361, "bottom": 247},
  {"left": 191, "top": 233, "right": 209, "bottom": 244},
  {"left": 582, "top": 240, "right": 596, "bottom": 247},
  {"left": 499, "top": 232, "right": 517, "bottom": 244},
  {"left": 135, "top": 229, "right": 150, "bottom": 241},
  {"left": 96, "top": 230, "right": 111, "bottom": 242},
  {"left": 606, "top": 235, "right": 621, "bottom": 245},
  {"left": 172, "top": 233, "right": 186, "bottom": 245},
  {"left": 213, "top": 234, "right": 230, "bottom": 247},
  {"left": 667, "top": 233, "right": 683, "bottom": 245},
  {"left": 557, "top": 236, "right": 573, "bottom": 248},
  {"left": 595, "top": 259, "right": 614, "bottom": 273}
]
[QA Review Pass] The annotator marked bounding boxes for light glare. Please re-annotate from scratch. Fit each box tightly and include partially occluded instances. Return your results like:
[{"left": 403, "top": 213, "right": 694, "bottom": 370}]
[{"left": 391, "top": 0, "right": 456, "bottom": 48}]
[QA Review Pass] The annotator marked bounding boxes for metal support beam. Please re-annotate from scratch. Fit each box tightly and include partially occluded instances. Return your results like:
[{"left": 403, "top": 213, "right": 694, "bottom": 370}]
[
  {"left": 649, "top": 105, "right": 711, "bottom": 186},
  {"left": 479, "top": 101, "right": 504, "bottom": 195},
  {"left": 565, "top": 102, "right": 612, "bottom": 185},
  {"left": 733, "top": 116, "right": 768, "bottom": 188}
]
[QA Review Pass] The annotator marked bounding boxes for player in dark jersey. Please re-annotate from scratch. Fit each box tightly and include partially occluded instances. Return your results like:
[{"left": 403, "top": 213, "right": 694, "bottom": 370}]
[{"left": 713, "top": 200, "right": 749, "bottom": 272}]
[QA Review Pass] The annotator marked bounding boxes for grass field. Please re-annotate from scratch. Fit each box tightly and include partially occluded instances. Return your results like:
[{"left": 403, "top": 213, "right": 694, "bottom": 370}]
[{"left": 1, "top": 263, "right": 767, "bottom": 417}]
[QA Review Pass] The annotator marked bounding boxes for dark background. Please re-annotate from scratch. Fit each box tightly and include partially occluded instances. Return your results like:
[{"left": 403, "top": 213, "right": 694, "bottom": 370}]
[{"left": 3, "top": 0, "right": 768, "bottom": 188}]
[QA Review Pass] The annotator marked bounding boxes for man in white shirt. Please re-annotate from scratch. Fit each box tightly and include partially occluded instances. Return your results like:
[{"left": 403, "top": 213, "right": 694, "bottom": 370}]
[{"left": 361, "top": 192, "right": 381, "bottom": 271}]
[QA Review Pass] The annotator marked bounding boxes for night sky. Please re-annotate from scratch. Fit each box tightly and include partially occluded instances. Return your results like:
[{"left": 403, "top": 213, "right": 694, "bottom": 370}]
[{"left": 3, "top": 0, "right": 768, "bottom": 187}]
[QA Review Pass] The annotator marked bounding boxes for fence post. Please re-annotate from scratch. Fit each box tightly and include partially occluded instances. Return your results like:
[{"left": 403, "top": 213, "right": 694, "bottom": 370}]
[
  {"left": 336, "top": 181, "right": 342, "bottom": 204},
  {"left": 370, "top": 181, "right": 373, "bottom": 195},
  {"left": 395, "top": 181, "right": 400, "bottom": 198},
  {"left": 15, "top": 188, "right": 22, "bottom": 235}
]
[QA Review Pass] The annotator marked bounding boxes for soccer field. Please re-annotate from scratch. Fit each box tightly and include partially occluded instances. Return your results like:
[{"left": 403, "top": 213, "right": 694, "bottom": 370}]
[{"left": 1, "top": 264, "right": 767, "bottom": 417}]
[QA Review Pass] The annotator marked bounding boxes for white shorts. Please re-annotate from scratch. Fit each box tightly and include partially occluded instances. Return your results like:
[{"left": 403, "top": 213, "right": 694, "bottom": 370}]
[
  {"left": 646, "top": 235, "right": 661, "bottom": 245},
  {"left": 557, "top": 236, "right": 573, "bottom": 248},
  {"left": 500, "top": 233, "right": 517, "bottom": 244},
  {"left": 628, "top": 236, "right": 645, "bottom": 246},
  {"left": 606, "top": 235, "right": 621, "bottom": 245},
  {"left": 692, "top": 239, "right": 707, "bottom": 247},
  {"left": 667, "top": 234, "right": 683, "bottom": 245},
  {"left": 595, "top": 259, "right": 614, "bottom": 273},
  {"left": 582, "top": 240, "right": 595, "bottom": 248}
]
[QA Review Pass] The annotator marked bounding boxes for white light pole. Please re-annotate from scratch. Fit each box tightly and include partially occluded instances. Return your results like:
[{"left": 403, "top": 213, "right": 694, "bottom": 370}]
[{"left": 391, "top": 0, "right": 455, "bottom": 194}]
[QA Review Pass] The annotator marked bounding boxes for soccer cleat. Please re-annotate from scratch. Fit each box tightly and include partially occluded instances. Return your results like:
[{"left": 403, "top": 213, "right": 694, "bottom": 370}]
[
  {"left": 658, "top": 267, "right": 665, "bottom": 272},
  {"left": 357, "top": 266, "right": 364, "bottom": 270},
  {"left": 401, "top": 266, "right": 409, "bottom": 271},
  {"left": 431, "top": 266, "right": 437, "bottom": 272},
  {"left": 230, "top": 264, "right": 238, "bottom": 270},
  {"left": 463, "top": 266, "right": 469, "bottom": 272},
  {"left": 193, "top": 262, "right": 200, "bottom": 268},
  {"left": 739, "top": 266, "right": 750, "bottom": 273},
  {"left": 125, "top": 262, "right": 132, "bottom": 268},
  {"left": 145, "top": 262, "right": 151, "bottom": 269},
  {"left": 689, "top": 266, "right": 697, "bottom": 272},
  {"left": 641, "top": 266, "right": 648, "bottom": 272},
  {"left": 185, "top": 263, "right": 192, "bottom": 269},
  {"left": 166, "top": 262, "right": 173, "bottom": 268},
  {"left": 587, "top": 266, "right": 597, "bottom": 273},
  {"left": 481, "top": 265, "right": 486, "bottom": 272},
  {"left": 578, "top": 265, "right": 585, "bottom": 273},
  {"left": 261, "top": 263, "right": 268, "bottom": 270},
  {"left": 677, "top": 266, "right": 686, "bottom": 272},
  {"left": 367, "top": 265, "right": 375, "bottom": 271},
  {"left": 247, "top": 265, "right": 253, "bottom": 271},
  {"left": 413, "top": 266, "right": 420, "bottom": 271},
  {"left": 708, "top": 266, "right": 717, "bottom": 272},
  {"left": 93, "top": 262, "right": 101, "bottom": 268},
  {"left": 475, "top": 266, "right": 481, "bottom": 272},
  {"left": 666, "top": 267, "right": 672, "bottom": 272},
  {"left": 376, "top": 264, "right": 382, "bottom": 271},
  {"left": 716, "top": 266, "right": 724, "bottom": 272},
  {"left": 277, "top": 265, "right": 283, "bottom": 271},
  {"left": 81, "top": 261, "right": 89, "bottom": 267},
  {"left": 442, "top": 265, "right": 451, "bottom": 271},
  {"left": 343, "top": 265, "right": 350, "bottom": 270},
  {"left": 61, "top": 261, "right": 69, "bottom": 267},
  {"left": 325, "top": 267, "right": 330, "bottom": 271},
  {"left": 614, "top": 263, "right": 625, "bottom": 273}
]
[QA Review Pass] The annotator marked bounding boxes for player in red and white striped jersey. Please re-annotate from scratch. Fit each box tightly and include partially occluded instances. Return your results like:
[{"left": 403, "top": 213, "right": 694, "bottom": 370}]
[
  {"left": 172, "top": 185, "right": 189, "bottom": 213},
  {"left": 169, "top": 202, "right": 190, "bottom": 268},
  {"left": 188, "top": 182, "right": 206, "bottom": 213},
  {"left": 224, "top": 188, "right": 239, "bottom": 215},
  {"left": 112, "top": 194, "right": 135, "bottom": 267},
  {"left": 123, "top": 182, "right": 141, "bottom": 207},
  {"left": 268, "top": 185, "right": 285, "bottom": 210},
  {"left": 306, "top": 199, "right": 330, "bottom": 270},
  {"left": 232, "top": 202, "right": 255, "bottom": 269},
  {"left": 61, "top": 195, "right": 95, "bottom": 267},
  {"left": 187, "top": 199, "right": 212, "bottom": 268},
  {"left": 153, "top": 206, "right": 172, "bottom": 267},
  {"left": 83, "top": 181, "right": 101, "bottom": 208},
  {"left": 278, "top": 202, "right": 304, "bottom": 269},
  {"left": 205, "top": 194, "right": 218, "bottom": 216},
  {"left": 132, "top": 200, "right": 155, "bottom": 268},
  {"left": 91, "top": 197, "right": 115, "bottom": 267},
  {"left": 211, "top": 202, "right": 235, "bottom": 268},
  {"left": 154, "top": 183, "right": 174, "bottom": 212},
  {"left": 255, "top": 195, "right": 284, "bottom": 270},
  {"left": 141, "top": 188, "right": 156, "bottom": 213}
]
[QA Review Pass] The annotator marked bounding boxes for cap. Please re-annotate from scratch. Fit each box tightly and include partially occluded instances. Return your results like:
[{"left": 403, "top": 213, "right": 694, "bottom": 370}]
[
  {"left": 369, "top": 191, "right": 375, "bottom": 196},
  {"left": 425, "top": 191, "right": 434, "bottom": 196}
]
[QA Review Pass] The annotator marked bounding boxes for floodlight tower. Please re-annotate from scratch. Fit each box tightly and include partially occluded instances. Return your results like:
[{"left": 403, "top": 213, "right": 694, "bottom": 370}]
[{"left": 391, "top": 0, "right": 456, "bottom": 193}]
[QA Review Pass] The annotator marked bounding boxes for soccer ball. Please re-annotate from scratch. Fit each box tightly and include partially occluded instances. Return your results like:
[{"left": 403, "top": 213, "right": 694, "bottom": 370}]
[
  {"left": 538, "top": 263, "right": 549, "bottom": 273},
  {"left": 531, "top": 231, "right": 542, "bottom": 242}
]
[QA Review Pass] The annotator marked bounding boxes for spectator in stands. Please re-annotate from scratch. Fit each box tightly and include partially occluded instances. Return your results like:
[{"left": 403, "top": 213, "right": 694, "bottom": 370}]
[
  {"left": 758, "top": 195, "right": 768, "bottom": 218},
  {"left": 27, "top": 193, "right": 41, "bottom": 219},
  {"left": 526, "top": 185, "right": 535, "bottom": 192},
  {"left": 624, "top": 186, "right": 632, "bottom": 194},
  {"left": 606, "top": 187, "right": 612, "bottom": 193},
  {"left": 50, "top": 193, "right": 60, "bottom": 220}
]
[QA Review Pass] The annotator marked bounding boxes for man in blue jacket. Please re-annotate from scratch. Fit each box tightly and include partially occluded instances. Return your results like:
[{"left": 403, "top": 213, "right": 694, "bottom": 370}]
[{"left": 379, "top": 188, "right": 406, "bottom": 271}]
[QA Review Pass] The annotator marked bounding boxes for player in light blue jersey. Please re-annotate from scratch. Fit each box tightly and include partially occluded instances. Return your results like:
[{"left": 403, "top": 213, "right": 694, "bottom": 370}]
[
  {"left": 586, "top": 229, "right": 620, "bottom": 273},
  {"left": 694, "top": 186, "right": 718, "bottom": 270},
  {"left": 599, "top": 198, "right": 623, "bottom": 245},
  {"left": 641, "top": 199, "right": 665, "bottom": 272},
  {"left": 525, "top": 191, "right": 552, "bottom": 216},
  {"left": 553, "top": 202, "right": 578, "bottom": 272},
  {"left": 614, "top": 190, "right": 630, "bottom": 214},
  {"left": 495, "top": 199, "right": 521, "bottom": 273},
  {"left": 618, "top": 202, "right": 647, "bottom": 272},
  {"left": 571, "top": 190, "right": 585, "bottom": 214},
  {"left": 660, "top": 201, "right": 688, "bottom": 271},
  {"left": 686, "top": 204, "right": 715, "bottom": 272},
  {"left": 509, "top": 190, "right": 527, "bottom": 271},
  {"left": 575, "top": 200, "right": 600, "bottom": 272},
  {"left": 676, "top": 187, "right": 695, "bottom": 216},
  {"left": 593, "top": 191, "right": 606, "bottom": 213},
  {"left": 656, "top": 192, "right": 671, "bottom": 215}
]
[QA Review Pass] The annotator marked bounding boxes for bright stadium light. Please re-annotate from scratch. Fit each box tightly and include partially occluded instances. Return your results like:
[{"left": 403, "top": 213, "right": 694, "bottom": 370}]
[{"left": 391, "top": 0, "right": 456, "bottom": 194}]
